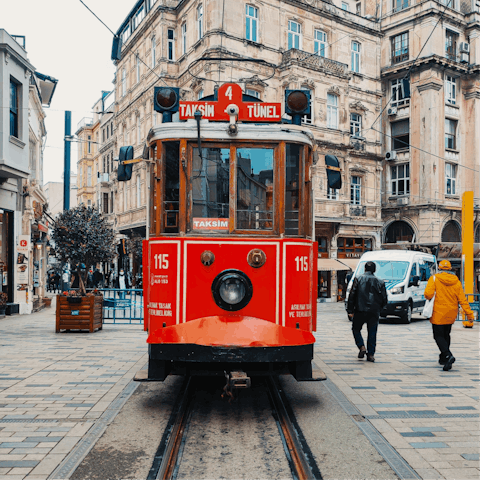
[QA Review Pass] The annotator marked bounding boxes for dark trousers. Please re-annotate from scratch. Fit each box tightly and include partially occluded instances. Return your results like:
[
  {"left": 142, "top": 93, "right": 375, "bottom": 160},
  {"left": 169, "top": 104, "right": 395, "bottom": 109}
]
[
  {"left": 432, "top": 324, "right": 453, "bottom": 359},
  {"left": 352, "top": 311, "right": 379, "bottom": 355}
]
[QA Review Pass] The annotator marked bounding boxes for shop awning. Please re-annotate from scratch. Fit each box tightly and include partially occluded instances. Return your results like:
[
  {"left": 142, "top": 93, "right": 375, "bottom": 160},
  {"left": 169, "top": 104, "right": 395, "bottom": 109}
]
[
  {"left": 317, "top": 259, "right": 350, "bottom": 271},
  {"left": 337, "top": 258, "right": 359, "bottom": 271}
]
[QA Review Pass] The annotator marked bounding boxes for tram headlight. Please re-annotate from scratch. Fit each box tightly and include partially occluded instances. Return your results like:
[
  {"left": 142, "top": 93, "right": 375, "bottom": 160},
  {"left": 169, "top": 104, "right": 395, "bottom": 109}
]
[{"left": 212, "top": 270, "right": 253, "bottom": 311}]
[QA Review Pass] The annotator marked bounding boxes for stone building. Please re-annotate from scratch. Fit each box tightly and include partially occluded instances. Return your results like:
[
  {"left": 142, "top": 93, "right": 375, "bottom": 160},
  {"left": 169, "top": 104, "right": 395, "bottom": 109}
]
[
  {"left": 110, "top": 0, "right": 385, "bottom": 301},
  {"left": 379, "top": 0, "right": 480, "bottom": 281},
  {"left": 0, "top": 30, "right": 57, "bottom": 314}
]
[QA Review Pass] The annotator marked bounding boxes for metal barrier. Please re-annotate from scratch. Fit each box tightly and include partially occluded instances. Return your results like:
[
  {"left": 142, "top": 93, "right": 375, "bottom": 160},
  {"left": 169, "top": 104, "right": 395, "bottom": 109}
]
[{"left": 88, "top": 289, "right": 144, "bottom": 324}]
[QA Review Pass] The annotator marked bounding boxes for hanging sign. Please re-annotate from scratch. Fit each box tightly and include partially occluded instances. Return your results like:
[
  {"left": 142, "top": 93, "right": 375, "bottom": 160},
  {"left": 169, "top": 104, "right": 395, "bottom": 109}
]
[{"left": 179, "top": 83, "right": 282, "bottom": 122}]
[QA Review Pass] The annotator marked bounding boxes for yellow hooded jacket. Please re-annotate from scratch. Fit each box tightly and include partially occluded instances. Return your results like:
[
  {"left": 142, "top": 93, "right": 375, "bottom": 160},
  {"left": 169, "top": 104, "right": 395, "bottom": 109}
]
[{"left": 424, "top": 271, "right": 474, "bottom": 325}]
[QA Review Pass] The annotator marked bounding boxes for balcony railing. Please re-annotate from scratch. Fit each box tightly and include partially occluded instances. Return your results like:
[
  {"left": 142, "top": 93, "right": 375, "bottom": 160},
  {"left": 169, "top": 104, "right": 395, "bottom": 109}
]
[
  {"left": 77, "top": 117, "right": 93, "bottom": 131},
  {"left": 282, "top": 49, "right": 349, "bottom": 78}
]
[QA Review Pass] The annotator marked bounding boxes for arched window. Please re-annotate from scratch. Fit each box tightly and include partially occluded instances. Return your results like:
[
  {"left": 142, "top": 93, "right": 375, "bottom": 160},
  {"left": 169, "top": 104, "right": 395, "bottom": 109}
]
[
  {"left": 385, "top": 221, "right": 414, "bottom": 243},
  {"left": 441, "top": 220, "right": 461, "bottom": 242}
]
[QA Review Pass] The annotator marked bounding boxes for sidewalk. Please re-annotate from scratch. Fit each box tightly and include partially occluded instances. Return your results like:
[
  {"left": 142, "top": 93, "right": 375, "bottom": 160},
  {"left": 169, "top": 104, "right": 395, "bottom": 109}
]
[
  {"left": 314, "top": 302, "right": 479, "bottom": 480},
  {"left": 0, "top": 298, "right": 147, "bottom": 479},
  {"left": 0, "top": 300, "right": 478, "bottom": 479}
]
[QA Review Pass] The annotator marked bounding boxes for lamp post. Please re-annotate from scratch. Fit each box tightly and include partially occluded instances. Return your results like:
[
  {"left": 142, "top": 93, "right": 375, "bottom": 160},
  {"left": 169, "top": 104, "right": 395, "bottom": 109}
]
[{"left": 64, "top": 111, "right": 72, "bottom": 211}]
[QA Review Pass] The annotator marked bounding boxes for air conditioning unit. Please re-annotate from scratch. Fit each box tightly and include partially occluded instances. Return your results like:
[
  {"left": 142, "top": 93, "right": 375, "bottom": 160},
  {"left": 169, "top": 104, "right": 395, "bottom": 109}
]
[
  {"left": 460, "top": 53, "right": 469, "bottom": 64},
  {"left": 397, "top": 197, "right": 409, "bottom": 206},
  {"left": 459, "top": 42, "right": 470, "bottom": 53},
  {"left": 385, "top": 150, "right": 397, "bottom": 161},
  {"left": 387, "top": 107, "right": 397, "bottom": 116}
]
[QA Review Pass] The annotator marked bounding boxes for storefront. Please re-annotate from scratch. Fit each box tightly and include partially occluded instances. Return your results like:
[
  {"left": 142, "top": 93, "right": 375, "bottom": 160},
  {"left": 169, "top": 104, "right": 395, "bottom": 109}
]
[{"left": 0, "top": 210, "right": 14, "bottom": 302}]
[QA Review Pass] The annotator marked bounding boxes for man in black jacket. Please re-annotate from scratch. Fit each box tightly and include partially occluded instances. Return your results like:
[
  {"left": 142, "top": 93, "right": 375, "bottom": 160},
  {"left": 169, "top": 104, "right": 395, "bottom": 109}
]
[{"left": 347, "top": 261, "right": 388, "bottom": 362}]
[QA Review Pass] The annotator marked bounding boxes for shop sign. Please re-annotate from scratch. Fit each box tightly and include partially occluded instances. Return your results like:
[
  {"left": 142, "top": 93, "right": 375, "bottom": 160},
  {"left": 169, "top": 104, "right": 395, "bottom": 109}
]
[
  {"left": 37, "top": 222, "right": 48, "bottom": 233},
  {"left": 179, "top": 83, "right": 282, "bottom": 122},
  {"left": 16, "top": 235, "right": 30, "bottom": 294},
  {"left": 338, "top": 252, "right": 362, "bottom": 258}
]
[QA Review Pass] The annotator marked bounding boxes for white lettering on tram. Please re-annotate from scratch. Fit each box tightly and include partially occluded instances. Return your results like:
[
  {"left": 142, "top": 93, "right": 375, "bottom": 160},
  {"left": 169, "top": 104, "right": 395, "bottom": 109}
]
[
  {"left": 247, "top": 104, "right": 278, "bottom": 119},
  {"left": 180, "top": 104, "right": 215, "bottom": 118}
]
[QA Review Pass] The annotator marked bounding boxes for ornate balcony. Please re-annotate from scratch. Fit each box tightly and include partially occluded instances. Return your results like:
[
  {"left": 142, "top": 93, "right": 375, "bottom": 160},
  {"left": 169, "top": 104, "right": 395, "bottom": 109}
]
[{"left": 282, "top": 49, "right": 349, "bottom": 78}]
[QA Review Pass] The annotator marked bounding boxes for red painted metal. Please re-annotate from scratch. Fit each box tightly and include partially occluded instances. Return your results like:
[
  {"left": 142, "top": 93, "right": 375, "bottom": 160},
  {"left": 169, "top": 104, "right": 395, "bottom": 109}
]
[
  {"left": 147, "top": 316, "right": 315, "bottom": 347},
  {"left": 179, "top": 83, "right": 282, "bottom": 122}
]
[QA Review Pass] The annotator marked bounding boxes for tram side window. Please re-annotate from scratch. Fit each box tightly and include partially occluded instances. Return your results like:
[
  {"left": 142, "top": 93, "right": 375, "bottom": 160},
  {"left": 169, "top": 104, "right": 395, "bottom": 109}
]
[
  {"left": 164, "top": 142, "right": 180, "bottom": 234},
  {"left": 192, "top": 147, "right": 230, "bottom": 232},
  {"left": 236, "top": 148, "right": 274, "bottom": 230},
  {"left": 285, "top": 144, "right": 300, "bottom": 235}
]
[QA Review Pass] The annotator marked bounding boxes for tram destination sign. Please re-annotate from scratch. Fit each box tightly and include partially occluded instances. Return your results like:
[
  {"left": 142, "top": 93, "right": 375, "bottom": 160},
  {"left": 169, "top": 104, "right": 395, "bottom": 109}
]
[{"left": 179, "top": 83, "right": 282, "bottom": 122}]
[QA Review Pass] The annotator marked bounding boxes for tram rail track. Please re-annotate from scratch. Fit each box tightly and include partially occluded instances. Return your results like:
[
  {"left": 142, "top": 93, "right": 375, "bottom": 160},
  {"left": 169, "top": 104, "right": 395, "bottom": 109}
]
[{"left": 147, "top": 375, "right": 320, "bottom": 480}]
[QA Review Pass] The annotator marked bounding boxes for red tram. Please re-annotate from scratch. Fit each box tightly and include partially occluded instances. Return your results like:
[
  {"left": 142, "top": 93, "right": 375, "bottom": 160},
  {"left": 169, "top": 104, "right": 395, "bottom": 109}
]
[{"left": 120, "top": 83, "right": 341, "bottom": 383}]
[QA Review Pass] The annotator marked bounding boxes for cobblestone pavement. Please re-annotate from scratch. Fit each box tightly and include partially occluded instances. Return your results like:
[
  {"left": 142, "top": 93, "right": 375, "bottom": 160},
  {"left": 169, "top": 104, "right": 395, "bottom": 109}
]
[
  {"left": 314, "top": 302, "right": 479, "bottom": 480},
  {"left": 0, "top": 300, "right": 478, "bottom": 479}
]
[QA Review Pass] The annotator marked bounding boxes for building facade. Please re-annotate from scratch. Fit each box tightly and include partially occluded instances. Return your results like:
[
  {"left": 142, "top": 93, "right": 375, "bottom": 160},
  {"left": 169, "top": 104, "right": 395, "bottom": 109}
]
[{"left": 0, "top": 30, "right": 57, "bottom": 314}]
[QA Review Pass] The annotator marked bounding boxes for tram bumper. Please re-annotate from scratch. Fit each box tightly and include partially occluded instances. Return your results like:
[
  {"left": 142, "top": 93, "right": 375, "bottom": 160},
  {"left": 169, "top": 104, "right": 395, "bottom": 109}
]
[{"left": 145, "top": 316, "right": 315, "bottom": 381}]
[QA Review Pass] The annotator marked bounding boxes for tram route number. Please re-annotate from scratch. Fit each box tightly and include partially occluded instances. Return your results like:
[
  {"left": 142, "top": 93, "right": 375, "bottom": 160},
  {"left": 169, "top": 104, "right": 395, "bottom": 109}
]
[
  {"left": 153, "top": 254, "right": 169, "bottom": 270},
  {"left": 295, "top": 256, "right": 308, "bottom": 272}
]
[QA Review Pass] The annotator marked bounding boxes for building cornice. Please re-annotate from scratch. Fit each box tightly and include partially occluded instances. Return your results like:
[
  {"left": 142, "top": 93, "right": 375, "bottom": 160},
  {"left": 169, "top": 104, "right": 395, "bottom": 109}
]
[{"left": 417, "top": 80, "right": 443, "bottom": 92}]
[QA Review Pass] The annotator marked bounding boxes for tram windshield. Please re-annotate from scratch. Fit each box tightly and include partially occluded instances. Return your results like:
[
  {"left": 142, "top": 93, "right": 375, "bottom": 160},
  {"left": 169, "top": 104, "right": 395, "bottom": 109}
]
[{"left": 356, "top": 260, "right": 410, "bottom": 281}]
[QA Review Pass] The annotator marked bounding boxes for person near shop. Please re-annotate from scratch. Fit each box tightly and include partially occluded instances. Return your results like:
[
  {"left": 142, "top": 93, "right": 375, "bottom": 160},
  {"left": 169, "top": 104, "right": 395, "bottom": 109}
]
[
  {"left": 424, "top": 260, "right": 475, "bottom": 371},
  {"left": 93, "top": 268, "right": 103, "bottom": 288},
  {"left": 54, "top": 272, "right": 61, "bottom": 293},
  {"left": 71, "top": 270, "right": 80, "bottom": 290},
  {"left": 347, "top": 261, "right": 388, "bottom": 362},
  {"left": 62, "top": 269, "right": 70, "bottom": 292},
  {"left": 115, "top": 269, "right": 131, "bottom": 299},
  {"left": 87, "top": 269, "right": 94, "bottom": 289},
  {"left": 47, "top": 273, "right": 56, "bottom": 293}
]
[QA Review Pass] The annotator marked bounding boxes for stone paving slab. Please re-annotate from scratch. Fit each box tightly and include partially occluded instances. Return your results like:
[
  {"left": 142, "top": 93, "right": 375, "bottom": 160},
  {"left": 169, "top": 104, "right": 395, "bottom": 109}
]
[
  {"left": 0, "top": 298, "right": 147, "bottom": 479},
  {"left": 314, "top": 302, "right": 479, "bottom": 479}
]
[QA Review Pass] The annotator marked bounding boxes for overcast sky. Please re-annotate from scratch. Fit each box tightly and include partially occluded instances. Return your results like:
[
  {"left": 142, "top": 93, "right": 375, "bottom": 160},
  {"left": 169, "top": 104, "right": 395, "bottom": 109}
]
[{"left": 2, "top": 0, "right": 135, "bottom": 184}]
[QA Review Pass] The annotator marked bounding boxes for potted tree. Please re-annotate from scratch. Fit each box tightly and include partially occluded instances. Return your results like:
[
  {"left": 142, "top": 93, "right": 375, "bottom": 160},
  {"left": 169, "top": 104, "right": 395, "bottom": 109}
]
[
  {"left": 52, "top": 205, "right": 115, "bottom": 332},
  {"left": 0, "top": 292, "right": 7, "bottom": 319}
]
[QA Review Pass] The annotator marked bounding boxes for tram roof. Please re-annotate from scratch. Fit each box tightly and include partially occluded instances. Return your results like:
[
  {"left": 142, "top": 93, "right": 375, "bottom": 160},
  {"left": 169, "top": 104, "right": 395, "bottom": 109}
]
[{"left": 148, "top": 120, "right": 315, "bottom": 147}]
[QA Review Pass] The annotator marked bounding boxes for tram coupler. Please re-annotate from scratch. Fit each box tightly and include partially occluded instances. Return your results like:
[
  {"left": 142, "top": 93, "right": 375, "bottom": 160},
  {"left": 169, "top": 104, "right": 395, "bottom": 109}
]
[{"left": 227, "top": 371, "right": 251, "bottom": 389}]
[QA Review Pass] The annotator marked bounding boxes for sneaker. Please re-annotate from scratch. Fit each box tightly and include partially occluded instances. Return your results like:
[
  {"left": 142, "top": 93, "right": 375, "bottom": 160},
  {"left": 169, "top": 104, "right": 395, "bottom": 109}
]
[
  {"left": 358, "top": 346, "right": 366, "bottom": 359},
  {"left": 443, "top": 356, "right": 455, "bottom": 371},
  {"left": 439, "top": 355, "right": 447, "bottom": 365},
  {"left": 367, "top": 354, "right": 375, "bottom": 362}
]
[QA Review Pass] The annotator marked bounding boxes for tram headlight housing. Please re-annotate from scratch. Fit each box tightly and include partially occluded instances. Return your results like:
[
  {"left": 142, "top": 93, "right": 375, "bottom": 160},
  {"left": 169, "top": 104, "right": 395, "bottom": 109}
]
[{"left": 212, "top": 270, "right": 253, "bottom": 311}]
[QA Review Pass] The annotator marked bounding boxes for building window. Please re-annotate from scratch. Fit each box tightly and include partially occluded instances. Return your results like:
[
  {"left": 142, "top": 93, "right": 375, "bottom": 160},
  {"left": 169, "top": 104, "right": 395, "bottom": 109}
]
[
  {"left": 197, "top": 89, "right": 204, "bottom": 100},
  {"left": 246, "top": 5, "right": 258, "bottom": 42},
  {"left": 87, "top": 166, "right": 92, "bottom": 187},
  {"left": 103, "top": 193, "right": 109, "bottom": 214},
  {"left": 391, "top": 32, "right": 409, "bottom": 64},
  {"left": 110, "top": 152, "right": 114, "bottom": 172},
  {"left": 121, "top": 68, "right": 126, "bottom": 97},
  {"left": 10, "top": 79, "right": 19, "bottom": 138},
  {"left": 121, "top": 25, "right": 131, "bottom": 44},
  {"left": 152, "top": 36, "right": 156, "bottom": 67},
  {"left": 137, "top": 117, "right": 141, "bottom": 144},
  {"left": 391, "top": 164, "right": 410, "bottom": 196},
  {"left": 182, "top": 23, "right": 187, "bottom": 55},
  {"left": 351, "top": 41, "right": 360, "bottom": 73},
  {"left": 445, "top": 119, "right": 457, "bottom": 149},
  {"left": 87, "top": 135, "right": 92, "bottom": 154},
  {"left": 445, "top": 30, "right": 458, "bottom": 61},
  {"left": 136, "top": 175, "right": 141, "bottom": 207},
  {"left": 167, "top": 30, "right": 175, "bottom": 61},
  {"left": 356, "top": 2, "right": 361, "bottom": 14},
  {"left": 246, "top": 88, "right": 260, "bottom": 99},
  {"left": 338, "top": 237, "right": 372, "bottom": 257},
  {"left": 445, "top": 163, "right": 457, "bottom": 195},
  {"left": 350, "top": 176, "right": 361, "bottom": 205},
  {"left": 350, "top": 113, "right": 361, "bottom": 137},
  {"left": 391, "top": 120, "right": 409, "bottom": 150},
  {"left": 327, "top": 93, "right": 338, "bottom": 129},
  {"left": 136, "top": 54, "right": 140, "bottom": 83},
  {"left": 393, "top": 0, "right": 409, "bottom": 12},
  {"left": 341, "top": 2, "right": 349, "bottom": 10},
  {"left": 110, "top": 192, "right": 114, "bottom": 213},
  {"left": 197, "top": 4, "right": 203, "bottom": 40},
  {"left": 327, "top": 186, "right": 339, "bottom": 200},
  {"left": 445, "top": 75, "right": 456, "bottom": 105},
  {"left": 301, "top": 90, "right": 313, "bottom": 125},
  {"left": 288, "top": 21, "right": 301, "bottom": 50},
  {"left": 314, "top": 30, "right": 327, "bottom": 57},
  {"left": 439, "top": 0, "right": 457, "bottom": 10},
  {"left": 317, "top": 237, "right": 328, "bottom": 257},
  {"left": 133, "top": 5, "right": 145, "bottom": 30},
  {"left": 391, "top": 78, "right": 410, "bottom": 107}
]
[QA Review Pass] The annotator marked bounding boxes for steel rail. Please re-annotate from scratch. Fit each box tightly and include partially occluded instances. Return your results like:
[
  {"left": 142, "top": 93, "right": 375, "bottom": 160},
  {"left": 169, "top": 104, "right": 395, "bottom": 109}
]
[
  {"left": 148, "top": 377, "right": 195, "bottom": 480},
  {"left": 267, "top": 375, "right": 317, "bottom": 480}
]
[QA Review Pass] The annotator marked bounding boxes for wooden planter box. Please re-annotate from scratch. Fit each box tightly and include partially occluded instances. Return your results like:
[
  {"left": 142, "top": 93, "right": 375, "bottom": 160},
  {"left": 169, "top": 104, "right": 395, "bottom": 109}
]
[{"left": 56, "top": 295, "right": 103, "bottom": 333}]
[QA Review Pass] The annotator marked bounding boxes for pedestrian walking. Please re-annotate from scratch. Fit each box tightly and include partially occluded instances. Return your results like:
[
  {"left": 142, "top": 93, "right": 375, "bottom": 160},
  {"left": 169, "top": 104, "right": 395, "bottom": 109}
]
[
  {"left": 87, "top": 269, "right": 94, "bottom": 289},
  {"left": 347, "top": 261, "right": 388, "bottom": 362},
  {"left": 424, "top": 260, "right": 475, "bottom": 371},
  {"left": 93, "top": 268, "right": 103, "bottom": 288},
  {"left": 62, "top": 269, "right": 70, "bottom": 292},
  {"left": 115, "top": 269, "right": 130, "bottom": 299},
  {"left": 54, "top": 272, "right": 61, "bottom": 293}
]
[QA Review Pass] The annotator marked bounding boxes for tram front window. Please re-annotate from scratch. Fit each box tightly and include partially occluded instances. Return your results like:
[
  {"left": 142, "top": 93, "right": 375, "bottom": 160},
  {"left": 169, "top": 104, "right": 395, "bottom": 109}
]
[
  {"left": 236, "top": 148, "right": 274, "bottom": 230},
  {"left": 285, "top": 144, "right": 301, "bottom": 235},
  {"left": 192, "top": 147, "right": 230, "bottom": 232}
]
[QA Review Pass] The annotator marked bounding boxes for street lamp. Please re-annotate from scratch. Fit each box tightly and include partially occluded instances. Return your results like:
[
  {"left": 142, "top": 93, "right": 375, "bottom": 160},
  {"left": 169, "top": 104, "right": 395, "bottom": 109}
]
[{"left": 35, "top": 238, "right": 43, "bottom": 250}]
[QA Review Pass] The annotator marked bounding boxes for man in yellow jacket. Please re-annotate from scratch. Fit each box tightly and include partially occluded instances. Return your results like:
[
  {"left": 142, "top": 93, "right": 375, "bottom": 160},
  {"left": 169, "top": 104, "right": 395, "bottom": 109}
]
[{"left": 424, "top": 260, "right": 475, "bottom": 371}]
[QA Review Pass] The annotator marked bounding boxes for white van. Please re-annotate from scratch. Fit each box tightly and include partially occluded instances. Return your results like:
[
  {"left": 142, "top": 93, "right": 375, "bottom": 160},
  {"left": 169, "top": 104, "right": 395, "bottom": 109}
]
[{"left": 345, "top": 250, "right": 437, "bottom": 323}]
